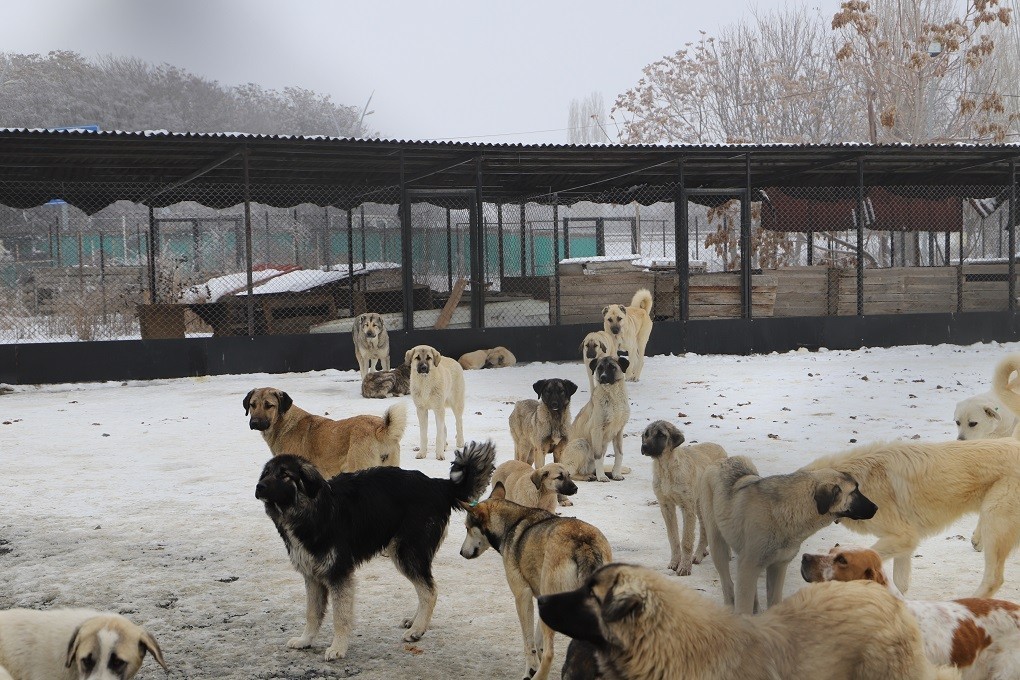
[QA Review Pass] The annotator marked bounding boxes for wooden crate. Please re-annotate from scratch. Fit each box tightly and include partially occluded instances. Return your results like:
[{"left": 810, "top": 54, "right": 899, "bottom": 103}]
[
  {"left": 687, "top": 273, "right": 777, "bottom": 318},
  {"left": 549, "top": 271, "right": 655, "bottom": 325},
  {"left": 835, "top": 267, "right": 958, "bottom": 315},
  {"left": 962, "top": 262, "right": 1019, "bottom": 312},
  {"left": 768, "top": 267, "right": 830, "bottom": 317}
]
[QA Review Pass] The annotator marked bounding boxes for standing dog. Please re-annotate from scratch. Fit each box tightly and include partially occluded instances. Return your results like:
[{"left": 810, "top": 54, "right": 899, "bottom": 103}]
[
  {"left": 640, "top": 421, "right": 728, "bottom": 576},
  {"left": 256, "top": 441, "right": 495, "bottom": 660},
  {"left": 538, "top": 563, "right": 959, "bottom": 680},
  {"left": 490, "top": 460, "right": 578, "bottom": 512},
  {"left": 560, "top": 357, "right": 630, "bottom": 482},
  {"left": 352, "top": 312, "right": 390, "bottom": 378},
  {"left": 802, "top": 438, "right": 1020, "bottom": 597},
  {"left": 0, "top": 608, "right": 166, "bottom": 680},
  {"left": 460, "top": 483, "right": 612, "bottom": 680},
  {"left": 579, "top": 331, "right": 618, "bottom": 393},
  {"left": 601, "top": 288, "right": 653, "bottom": 382},
  {"left": 802, "top": 545, "right": 1020, "bottom": 680},
  {"left": 700, "top": 455, "right": 877, "bottom": 614},
  {"left": 406, "top": 345, "right": 465, "bottom": 460},
  {"left": 509, "top": 379, "right": 577, "bottom": 468},
  {"left": 244, "top": 388, "right": 405, "bottom": 476},
  {"left": 361, "top": 361, "right": 411, "bottom": 399}
]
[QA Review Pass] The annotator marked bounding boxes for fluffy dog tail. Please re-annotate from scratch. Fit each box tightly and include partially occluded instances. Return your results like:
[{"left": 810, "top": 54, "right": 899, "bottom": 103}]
[
  {"left": 448, "top": 440, "right": 497, "bottom": 504},
  {"left": 993, "top": 354, "right": 1020, "bottom": 433},
  {"left": 630, "top": 287, "right": 653, "bottom": 314},
  {"left": 381, "top": 402, "right": 407, "bottom": 444}
]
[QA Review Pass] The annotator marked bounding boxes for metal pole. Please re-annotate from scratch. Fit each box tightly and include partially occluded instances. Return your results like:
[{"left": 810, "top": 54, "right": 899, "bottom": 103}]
[
  {"left": 147, "top": 205, "right": 157, "bottom": 303},
  {"left": 264, "top": 210, "right": 271, "bottom": 264},
  {"left": 676, "top": 159, "right": 689, "bottom": 323},
  {"left": 473, "top": 154, "right": 485, "bottom": 329},
  {"left": 563, "top": 217, "right": 570, "bottom": 259},
  {"left": 400, "top": 152, "right": 414, "bottom": 330},
  {"left": 958, "top": 228, "right": 964, "bottom": 313},
  {"left": 519, "top": 203, "right": 527, "bottom": 277},
  {"left": 446, "top": 208, "right": 453, "bottom": 292},
  {"left": 360, "top": 206, "right": 367, "bottom": 265},
  {"left": 1010, "top": 159, "right": 1017, "bottom": 312},
  {"left": 740, "top": 154, "right": 752, "bottom": 319},
  {"left": 243, "top": 148, "right": 255, "bottom": 336},
  {"left": 596, "top": 217, "right": 606, "bottom": 256},
  {"left": 945, "top": 230, "right": 951, "bottom": 267},
  {"left": 553, "top": 194, "right": 561, "bottom": 325},
  {"left": 322, "top": 206, "right": 331, "bottom": 270},
  {"left": 347, "top": 208, "right": 354, "bottom": 314},
  {"left": 856, "top": 158, "right": 865, "bottom": 316},
  {"left": 497, "top": 203, "right": 505, "bottom": 286}
]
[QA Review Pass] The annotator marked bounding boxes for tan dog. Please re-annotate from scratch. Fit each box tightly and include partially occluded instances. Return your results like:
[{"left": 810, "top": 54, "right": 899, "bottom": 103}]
[
  {"left": 352, "top": 312, "right": 390, "bottom": 378},
  {"left": 640, "top": 420, "right": 728, "bottom": 576},
  {"left": 0, "top": 608, "right": 167, "bottom": 680},
  {"left": 538, "top": 563, "right": 960, "bottom": 680},
  {"left": 244, "top": 387, "right": 405, "bottom": 476},
  {"left": 601, "top": 288, "right": 653, "bottom": 382},
  {"left": 460, "top": 483, "right": 612, "bottom": 680},
  {"left": 579, "top": 331, "right": 617, "bottom": 392},
  {"left": 802, "top": 438, "right": 1020, "bottom": 598},
  {"left": 407, "top": 345, "right": 465, "bottom": 460},
  {"left": 700, "top": 455, "right": 877, "bottom": 614},
  {"left": 509, "top": 379, "right": 577, "bottom": 468},
  {"left": 458, "top": 347, "right": 517, "bottom": 370},
  {"left": 491, "top": 460, "right": 578, "bottom": 513},
  {"left": 458, "top": 349, "right": 489, "bottom": 370},
  {"left": 560, "top": 357, "right": 630, "bottom": 482},
  {"left": 802, "top": 545, "right": 1020, "bottom": 680}
]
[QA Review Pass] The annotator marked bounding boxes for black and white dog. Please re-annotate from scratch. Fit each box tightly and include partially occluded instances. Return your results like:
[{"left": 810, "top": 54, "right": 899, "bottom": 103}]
[{"left": 255, "top": 441, "right": 496, "bottom": 660}]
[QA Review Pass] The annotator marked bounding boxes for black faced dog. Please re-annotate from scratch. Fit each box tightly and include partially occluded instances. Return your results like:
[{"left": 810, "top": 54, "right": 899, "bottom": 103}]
[
  {"left": 255, "top": 441, "right": 495, "bottom": 660},
  {"left": 509, "top": 378, "right": 578, "bottom": 468}
]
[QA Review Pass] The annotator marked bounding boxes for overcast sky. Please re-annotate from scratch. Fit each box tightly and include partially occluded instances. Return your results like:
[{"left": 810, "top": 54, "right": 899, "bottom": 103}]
[{"left": 0, "top": 0, "right": 841, "bottom": 143}]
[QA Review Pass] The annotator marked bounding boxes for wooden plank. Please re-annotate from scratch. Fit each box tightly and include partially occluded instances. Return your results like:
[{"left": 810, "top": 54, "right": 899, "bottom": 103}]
[{"left": 434, "top": 278, "right": 467, "bottom": 330}]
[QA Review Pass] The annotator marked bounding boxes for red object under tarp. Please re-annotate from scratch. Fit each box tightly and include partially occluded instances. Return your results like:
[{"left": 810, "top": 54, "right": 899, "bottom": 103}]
[{"left": 760, "top": 187, "right": 962, "bottom": 233}]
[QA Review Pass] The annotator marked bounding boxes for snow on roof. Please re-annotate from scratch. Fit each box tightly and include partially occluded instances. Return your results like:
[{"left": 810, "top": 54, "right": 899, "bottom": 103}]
[
  {"left": 558, "top": 253, "right": 641, "bottom": 265},
  {"left": 179, "top": 269, "right": 287, "bottom": 304},
  {"left": 181, "top": 262, "right": 400, "bottom": 301}
]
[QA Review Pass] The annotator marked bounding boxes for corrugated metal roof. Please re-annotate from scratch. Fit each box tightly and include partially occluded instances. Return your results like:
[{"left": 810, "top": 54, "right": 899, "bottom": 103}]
[{"left": 0, "top": 128, "right": 1017, "bottom": 214}]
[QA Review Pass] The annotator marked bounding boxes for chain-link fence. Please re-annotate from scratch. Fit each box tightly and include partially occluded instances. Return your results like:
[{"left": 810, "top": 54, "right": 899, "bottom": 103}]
[{"left": 0, "top": 174, "right": 1017, "bottom": 345}]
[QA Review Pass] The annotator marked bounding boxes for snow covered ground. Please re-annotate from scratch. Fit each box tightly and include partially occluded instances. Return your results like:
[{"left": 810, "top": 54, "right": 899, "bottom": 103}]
[{"left": 3, "top": 340, "right": 1020, "bottom": 679}]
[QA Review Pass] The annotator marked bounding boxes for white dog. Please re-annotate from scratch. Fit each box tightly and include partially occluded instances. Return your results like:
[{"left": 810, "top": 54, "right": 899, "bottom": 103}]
[
  {"left": 954, "top": 391, "right": 1017, "bottom": 440},
  {"left": 407, "top": 345, "right": 465, "bottom": 460},
  {"left": 0, "top": 608, "right": 167, "bottom": 680}
]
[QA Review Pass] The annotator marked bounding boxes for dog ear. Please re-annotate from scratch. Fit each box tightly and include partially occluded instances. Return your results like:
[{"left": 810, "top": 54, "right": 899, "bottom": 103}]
[
  {"left": 563, "top": 380, "right": 578, "bottom": 398},
  {"left": 667, "top": 424, "right": 685, "bottom": 449},
  {"left": 617, "top": 356, "right": 630, "bottom": 373},
  {"left": 533, "top": 380, "right": 548, "bottom": 397},
  {"left": 276, "top": 391, "right": 293, "bottom": 415},
  {"left": 531, "top": 468, "right": 547, "bottom": 490},
  {"left": 984, "top": 406, "right": 1001, "bottom": 421},
  {"left": 65, "top": 624, "right": 83, "bottom": 668},
  {"left": 602, "top": 306, "right": 610, "bottom": 316},
  {"left": 489, "top": 481, "right": 506, "bottom": 500},
  {"left": 294, "top": 466, "right": 324, "bottom": 499},
  {"left": 814, "top": 483, "right": 841, "bottom": 515},
  {"left": 139, "top": 629, "right": 168, "bottom": 670},
  {"left": 602, "top": 579, "right": 646, "bottom": 623},
  {"left": 864, "top": 565, "right": 888, "bottom": 586},
  {"left": 243, "top": 389, "right": 255, "bottom": 416},
  {"left": 431, "top": 348, "right": 442, "bottom": 366},
  {"left": 588, "top": 358, "right": 598, "bottom": 375},
  {"left": 404, "top": 349, "right": 413, "bottom": 365}
]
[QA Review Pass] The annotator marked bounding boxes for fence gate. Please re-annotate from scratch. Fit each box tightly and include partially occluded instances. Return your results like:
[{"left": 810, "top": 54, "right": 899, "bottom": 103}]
[{"left": 679, "top": 188, "right": 751, "bottom": 320}]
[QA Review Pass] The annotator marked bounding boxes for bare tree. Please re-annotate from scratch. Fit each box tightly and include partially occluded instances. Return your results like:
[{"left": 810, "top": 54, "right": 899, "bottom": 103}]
[{"left": 568, "top": 91, "right": 610, "bottom": 143}]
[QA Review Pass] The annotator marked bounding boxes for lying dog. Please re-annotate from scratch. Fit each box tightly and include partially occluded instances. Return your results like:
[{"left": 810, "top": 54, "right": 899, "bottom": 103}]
[
  {"left": 802, "top": 545, "right": 1020, "bottom": 680},
  {"left": 245, "top": 387, "right": 405, "bottom": 475},
  {"left": 700, "top": 455, "right": 877, "bottom": 614},
  {"left": 361, "top": 361, "right": 411, "bottom": 399},
  {"left": 457, "top": 349, "right": 489, "bottom": 371},
  {"left": 256, "top": 441, "right": 495, "bottom": 660},
  {"left": 602, "top": 288, "right": 653, "bottom": 382},
  {"left": 509, "top": 379, "right": 577, "bottom": 468},
  {"left": 561, "top": 357, "right": 630, "bottom": 482},
  {"left": 352, "top": 312, "right": 390, "bottom": 378},
  {"left": 490, "top": 460, "right": 578, "bottom": 513},
  {"left": 538, "top": 563, "right": 959, "bottom": 680},
  {"left": 0, "top": 608, "right": 167, "bottom": 680},
  {"left": 458, "top": 347, "right": 517, "bottom": 370},
  {"left": 461, "top": 483, "right": 612, "bottom": 680},
  {"left": 407, "top": 345, "right": 466, "bottom": 460},
  {"left": 579, "top": 331, "right": 617, "bottom": 393},
  {"left": 802, "top": 438, "right": 1020, "bottom": 597},
  {"left": 640, "top": 420, "right": 728, "bottom": 576}
]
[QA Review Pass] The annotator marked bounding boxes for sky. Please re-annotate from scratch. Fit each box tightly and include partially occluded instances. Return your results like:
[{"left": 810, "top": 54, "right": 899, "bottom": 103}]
[{"left": 0, "top": 0, "right": 841, "bottom": 143}]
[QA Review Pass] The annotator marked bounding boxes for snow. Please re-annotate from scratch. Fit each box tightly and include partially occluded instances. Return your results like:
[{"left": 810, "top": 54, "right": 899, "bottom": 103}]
[
  {"left": 179, "top": 269, "right": 288, "bottom": 303},
  {"left": 181, "top": 262, "right": 401, "bottom": 302},
  {"left": 558, "top": 253, "right": 640, "bottom": 265},
  {"left": 3, "top": 341, "right": 1020, "bottom": 679}
]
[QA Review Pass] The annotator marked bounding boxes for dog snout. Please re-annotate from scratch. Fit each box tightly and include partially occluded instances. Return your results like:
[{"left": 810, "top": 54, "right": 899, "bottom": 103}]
[
  {"left": 560, "top": 480, "right": 578, "bottom": 496},
  {"left": 365, "top": 330, "right": 376, "bottom": 338},
  {"left": 609, "top": 325, "right": 621, "bottom": 335},
  {"left": 800, "top": 554, "right": 819, "bottom": 582},
  {"left": 847, "top": 492, "right": 878, "bottom": 520},
  {"left": 417, "top": 364, "right": 430, "bottom": 374},
  {"left": 255, "top": 481, "right": 269, "bottom": 500},
  {"left": 249, "top": 418, "right": 270, "bottom": 431},
  {"left": 640, "top": 443, "right": 657, "bottom": 457}
]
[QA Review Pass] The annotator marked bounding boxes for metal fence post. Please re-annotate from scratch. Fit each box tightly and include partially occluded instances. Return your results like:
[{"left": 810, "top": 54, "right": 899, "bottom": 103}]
[
  {"left": 741, "top": 154, "right": 752, "bottom": 319},
  {"left": 553, "top": 193, "right": 561, "bottom": 325},
  {"left": 1010, "top": 159, "right": 1017, "bottom": 312},
  {"left": 243, "top": 147, "right": 254, "bottom": 336},
  {"left": 446, "top": 207, "right": 453, "bottom": 292},
  {"left": 146, "top": 205, "right": 157, "bottom": 303},
  {"left": 400, "top": 151, "right": 414, "bottom": 330},
  {"left": 346, "top": 207, "right": 354, "bottom": 314},
  {"left": 676, "top": 158, "right": 689, "bottom": 323},
  {"left": 473, "top": 154, "right": 485, "bottom": 329},
  {"left": 497, "top": 202, "right": 505, "bottom": 286},
  {"left": 856, "top": 158, "right": 865, "bottom": 316}
]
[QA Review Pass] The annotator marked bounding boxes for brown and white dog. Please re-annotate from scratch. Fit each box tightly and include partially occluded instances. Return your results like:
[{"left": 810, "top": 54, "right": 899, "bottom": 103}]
[
  {"left": 802, "top": 545, "right": 1020, "bottom": 680},
  {"left": 490, "top": 460, "right": 578, "bottom": 513},
  {"left": 579, "top": 331, "right": 617, "bottom": 393}
]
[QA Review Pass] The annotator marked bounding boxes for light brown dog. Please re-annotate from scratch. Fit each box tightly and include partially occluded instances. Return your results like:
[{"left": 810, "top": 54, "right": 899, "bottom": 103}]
[
  {"left": 353, "top": 312, "right": 390, "bottom": 379},
  {"left": 0, "top": 608, "right": 167, "bottom": 680},
  {"left": 458, "top": 347, "right": 517, "bottom": 370},
  {"left": 640, "top": 420, "right": 728, "bottom": 576},
  {"left": 491, "top": 460, "right": 578, "bottom": 513},
  {"left": 579, "top": 330, "right": 618, "bottom": 392},
  {"left": 461, "top": 484, "right": 612, "bottom": 680},
  {"left": 601, "top": 288, "right": 653, "bottom": 382},
  {"left": 538, "top": 564, "right": 960, "bottom": 680},
  {"left": 244, "top": 387, "right": 405, "bottom": 476},
  {"left": 407, "top": 345, "right": 465, "bottom": 460},
  {"left": 458, "top": 349, "right": 489, "bottom": 370},
  {"left": 560, "top": 357, "right": 630, "bottom": 482}
]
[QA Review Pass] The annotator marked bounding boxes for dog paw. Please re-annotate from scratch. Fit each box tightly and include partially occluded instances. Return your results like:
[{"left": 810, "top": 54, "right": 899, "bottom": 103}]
[
  {"left": 287, "top": 636, "right": 313, "bottom": 649},
  {"left": 402, "top": 629, "right": 424, "bottom": 642},
  {"left": 558, "top": 497, "right": 573, "bottom": 507},
  {"left": 607, "top": 473, "right": 625, "bottom": 481},
  {"left": 415, "top": 451, "right": 426, "bottom": 459},
  {"left": 971, "top": 530, "right": 983, "bottom": 552},
  {"left": 675, "top": 563, "right": 693, "bottom": 577},
  {"left": 324, "top": 639, "right": 349, "bottom": 660},
  {"left": 596, "top": 476, "right": 611, "bottom": 483},
  {"left": 401, "top": 617, "right": 414, "bottom": 629}
]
